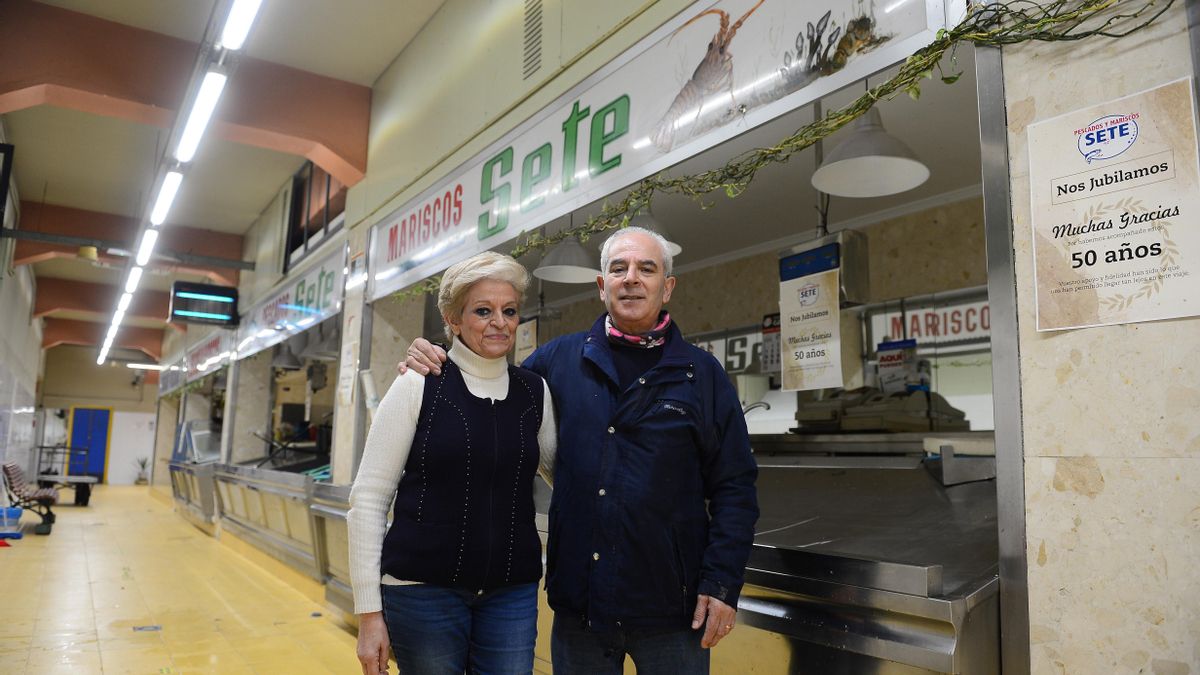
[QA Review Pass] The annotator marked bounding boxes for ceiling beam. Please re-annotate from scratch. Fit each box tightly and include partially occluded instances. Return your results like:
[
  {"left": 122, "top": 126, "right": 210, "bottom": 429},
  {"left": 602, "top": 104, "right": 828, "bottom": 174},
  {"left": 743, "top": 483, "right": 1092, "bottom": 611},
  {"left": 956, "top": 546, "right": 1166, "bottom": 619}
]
[
  {"left": 42, "top": 317, "right": 162, "bottom": 360},
  {"left": 34, "top": 278, "right": 170, "bottom": 322},
  {"left": 0, "top": 0, "right": 369, "bottom": 186},
  {"left": 12, "top": 201, "right": 246, "bottom": 286}
]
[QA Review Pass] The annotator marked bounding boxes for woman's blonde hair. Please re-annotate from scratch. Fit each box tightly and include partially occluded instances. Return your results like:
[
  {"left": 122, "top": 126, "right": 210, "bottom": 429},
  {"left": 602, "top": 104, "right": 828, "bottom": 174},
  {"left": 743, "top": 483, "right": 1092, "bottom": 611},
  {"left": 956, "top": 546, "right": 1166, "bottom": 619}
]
[{"left": 437, "top": 251, "right": 530, "bottom": 340}]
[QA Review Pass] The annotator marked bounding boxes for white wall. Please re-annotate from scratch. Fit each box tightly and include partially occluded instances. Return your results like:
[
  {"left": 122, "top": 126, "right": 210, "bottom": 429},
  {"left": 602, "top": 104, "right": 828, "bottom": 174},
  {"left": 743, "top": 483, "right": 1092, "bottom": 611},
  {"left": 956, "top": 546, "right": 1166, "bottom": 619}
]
[
  {"left": 106, "top": 412, "right": 156, "bottom": 485},
  {"left": 0, "top": 265, "right": 42, "bottom": 472}
]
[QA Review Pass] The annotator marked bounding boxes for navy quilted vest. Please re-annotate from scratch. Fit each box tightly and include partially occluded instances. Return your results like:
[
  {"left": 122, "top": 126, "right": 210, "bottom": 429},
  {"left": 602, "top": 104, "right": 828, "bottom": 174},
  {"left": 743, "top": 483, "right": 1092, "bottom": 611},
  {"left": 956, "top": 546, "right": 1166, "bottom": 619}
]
[{"left": 380, "top": 360, "right": 544, "bottom": 591}]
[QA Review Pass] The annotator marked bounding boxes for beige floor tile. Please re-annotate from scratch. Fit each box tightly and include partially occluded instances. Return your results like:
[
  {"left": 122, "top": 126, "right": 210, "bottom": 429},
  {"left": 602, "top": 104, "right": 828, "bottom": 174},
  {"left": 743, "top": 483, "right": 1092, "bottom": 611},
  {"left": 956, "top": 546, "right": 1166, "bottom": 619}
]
[
  {"left": 0, "top": 651, "right": 30, "bottom": 671},
  {"left": 100, "top": 647, "right": 176, "bottom": 673},
  {"left": 26, "top": 647, "right": 103, "bottom": 670},
  {"left": 251, "top": 658, "right": 334, "bottom": 675},
  {"left": 0, "top": 620, "right": 36, "bottom": 639},
  {"left": 0, "top": 636, "right": 32, "bottom": 653},
  {"left": 30, "top": 629, "right": 100, "bottom": 650},
  {"left": 4, "top": 487, "right": 360, "bottom": 674}
]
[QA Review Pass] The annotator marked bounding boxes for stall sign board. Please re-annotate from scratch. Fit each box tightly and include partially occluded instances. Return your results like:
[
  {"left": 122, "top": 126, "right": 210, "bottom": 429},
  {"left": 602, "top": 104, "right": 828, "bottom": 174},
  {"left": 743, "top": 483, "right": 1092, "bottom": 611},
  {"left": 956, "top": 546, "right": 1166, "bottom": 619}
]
[
  {"left": 369, "top": 0, "right": 954, "bottom": 300},
  {"left": 185, "top": 330, "right": 234, "bottom": 383},
  {"left": 1029, "top": 78, "right": 1200, "bottom": 330},
  {"left": 236, "top": 247, "right": 347, "bottom": 359},
  {"left": 779, "top": 266, "right": 843, "bottom": 392},
  {"left": 869, "top": 300, "right": 990, "bottom": 346}
]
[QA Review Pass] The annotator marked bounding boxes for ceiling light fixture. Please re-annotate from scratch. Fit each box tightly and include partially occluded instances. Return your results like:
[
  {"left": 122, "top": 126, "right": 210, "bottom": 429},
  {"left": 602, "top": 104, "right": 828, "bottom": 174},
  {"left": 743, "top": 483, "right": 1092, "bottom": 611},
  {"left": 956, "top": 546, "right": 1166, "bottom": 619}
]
[
  {"left": 629, "top": 209, "right": 682, "bottom": 257},
  {"left": 810, "top": 107, "right": 929, "bottom": 198},
  {"left": 150, "top": 171, "right": 183, "bottom": 225},
  {"left": 126, "top": 363, "right": 166, "bottom": 371},
  {"left": 117, "top": 293, "right": 133, "bottom": 313},
  {"left": 135, "top": 229, "right": 159, "bottom": 266},
  {"left": 175, "top": 71, "right": 228, "bottom": 163},
  {"left": 125, "top": 267, "right": 144, "bottom": 294},
  {"left": 219, "top": 0, "right": 263, "bottom": 50},
  {"left": 533, "top": 238, "right": 599, "bottom": 283}
]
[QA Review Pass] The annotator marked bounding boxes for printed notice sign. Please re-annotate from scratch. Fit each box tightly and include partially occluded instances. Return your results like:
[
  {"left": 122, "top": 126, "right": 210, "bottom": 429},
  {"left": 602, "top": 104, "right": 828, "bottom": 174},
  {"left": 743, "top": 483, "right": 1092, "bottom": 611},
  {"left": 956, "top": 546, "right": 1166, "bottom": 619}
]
[
  {"left": 780, "top": 269, "right": 843, "bottom": 391},
  {"left": 1029, "top": 78, "right": 1199, "bottom": 330}
]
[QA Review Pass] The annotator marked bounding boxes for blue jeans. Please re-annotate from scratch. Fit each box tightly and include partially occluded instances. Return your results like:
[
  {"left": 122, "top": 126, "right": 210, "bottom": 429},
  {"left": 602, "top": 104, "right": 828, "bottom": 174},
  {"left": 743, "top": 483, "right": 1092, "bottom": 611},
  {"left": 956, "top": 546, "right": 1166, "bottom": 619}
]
[
  {"left": 381, "top": 582, "right": 538, "bottom": 675},
  {"left": 550, "top": 614, "right": 709, "bottom": 674}
]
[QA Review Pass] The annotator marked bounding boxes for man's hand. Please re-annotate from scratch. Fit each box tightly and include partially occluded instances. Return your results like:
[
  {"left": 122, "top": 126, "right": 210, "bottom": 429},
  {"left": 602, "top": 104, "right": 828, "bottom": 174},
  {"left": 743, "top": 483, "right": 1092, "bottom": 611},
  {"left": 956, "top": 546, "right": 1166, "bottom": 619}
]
[
  {"left": 397, "top": 338, "right": 448, "bottom": 376},
  {"left": 692, "top": 594, "right": 737, "bottom": 649},
  {"left": 356, "top": 611, "right": 391, "bottom": 675}
]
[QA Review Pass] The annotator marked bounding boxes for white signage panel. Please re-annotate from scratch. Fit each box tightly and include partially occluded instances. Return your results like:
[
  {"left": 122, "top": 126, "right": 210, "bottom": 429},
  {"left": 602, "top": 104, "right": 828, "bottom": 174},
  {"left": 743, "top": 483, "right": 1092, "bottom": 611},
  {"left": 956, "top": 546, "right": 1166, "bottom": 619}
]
[
  {"left": 185, "top": 330, "right": 234, "bottom": 383},
  {"left": 1029, "top": 78, "right": 1200, "bottom": 330},
  {"left": 370, "top": 0, "right": 947, "bottom": 299},
  {"left": 869, "top": 300, "right": 991, "bottom": 345},
  {"left": 236, "top": 248, "right": 347, "bottom": 359},
  {"left": 780, "top": 268, "right": 843, "bottom": 391}
]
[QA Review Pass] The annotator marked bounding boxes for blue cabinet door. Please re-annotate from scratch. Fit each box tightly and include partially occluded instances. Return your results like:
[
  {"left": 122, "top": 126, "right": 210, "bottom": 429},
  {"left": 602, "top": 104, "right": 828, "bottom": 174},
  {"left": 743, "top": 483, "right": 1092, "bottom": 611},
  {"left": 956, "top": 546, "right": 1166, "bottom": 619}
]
[{"left": 69, "top": 408, "right": 110, "bottom": 480}]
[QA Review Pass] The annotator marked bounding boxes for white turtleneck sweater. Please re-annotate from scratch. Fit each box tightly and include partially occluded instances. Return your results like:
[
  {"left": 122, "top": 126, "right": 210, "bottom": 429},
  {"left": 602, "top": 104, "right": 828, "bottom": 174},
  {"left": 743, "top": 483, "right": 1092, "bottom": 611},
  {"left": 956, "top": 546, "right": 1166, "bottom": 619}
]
[{"left": 347, "top": 340, "right": 557, "bottom": 614}]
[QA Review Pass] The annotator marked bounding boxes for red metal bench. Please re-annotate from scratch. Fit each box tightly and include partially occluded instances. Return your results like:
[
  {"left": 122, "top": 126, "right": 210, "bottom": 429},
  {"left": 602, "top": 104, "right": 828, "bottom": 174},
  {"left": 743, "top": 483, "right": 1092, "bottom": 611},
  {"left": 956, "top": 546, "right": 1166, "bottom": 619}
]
[{"left": 2, "top": 461, "right": 56, "bottom": 535}]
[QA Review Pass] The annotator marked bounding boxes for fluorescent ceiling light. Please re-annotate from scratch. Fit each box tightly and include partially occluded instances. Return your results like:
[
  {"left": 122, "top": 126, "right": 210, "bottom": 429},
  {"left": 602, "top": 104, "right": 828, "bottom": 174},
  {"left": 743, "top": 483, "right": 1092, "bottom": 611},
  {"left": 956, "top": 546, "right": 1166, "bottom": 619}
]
[
  {"left": 125, "top": 267, "right": 144, "bottom": 293},
  {"left": 220, "top": 0, "right": 263, "bottom": 50},
  {"left": 175, "top": 71, "right": 228, "bottom": 163},
  {"left": 127, "top": 363, "right": 166, "bottom": 371},
  {"left": 135, "top": 229, "right": 159, "bottom": 266},
  {"left": 112, "top": 309, "right": 125, "bottom": 327},
  {"left": 96, "top": 353, "right": 107, "bottom": 366},
  {"left": 150, "top": 171, "right": 183, "bottom": 225},
  {"left": 117, "top": 293, "right": 133, "bottom": 312}
]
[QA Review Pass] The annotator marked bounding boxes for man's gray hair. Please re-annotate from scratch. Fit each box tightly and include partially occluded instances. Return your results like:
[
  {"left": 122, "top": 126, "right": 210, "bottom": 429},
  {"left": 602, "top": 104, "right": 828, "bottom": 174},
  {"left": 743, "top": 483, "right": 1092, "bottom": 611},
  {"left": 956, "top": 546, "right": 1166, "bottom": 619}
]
[
  {"left": 437, "top": 251, "right": 529, "bottom": 340},
  {"left": 599, "top": 226, "right": 674, "bottom": 277}
]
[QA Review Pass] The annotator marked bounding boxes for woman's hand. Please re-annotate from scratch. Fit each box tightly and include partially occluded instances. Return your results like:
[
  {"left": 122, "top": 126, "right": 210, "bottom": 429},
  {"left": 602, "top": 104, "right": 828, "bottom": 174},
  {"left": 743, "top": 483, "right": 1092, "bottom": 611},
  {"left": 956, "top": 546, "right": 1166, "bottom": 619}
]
[{"left": 356, "top": 611, "right": 391, "bottom": 675}]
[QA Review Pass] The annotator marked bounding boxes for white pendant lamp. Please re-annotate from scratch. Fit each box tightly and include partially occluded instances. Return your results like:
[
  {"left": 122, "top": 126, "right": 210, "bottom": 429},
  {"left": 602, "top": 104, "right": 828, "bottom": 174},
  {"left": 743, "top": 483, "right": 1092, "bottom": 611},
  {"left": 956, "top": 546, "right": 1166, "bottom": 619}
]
[
  {"left": 532, "top": 238, "right": 599, "bottom": 283},
  {"left": 811, "top": 107, "right": 929, "bottom": 198},
  {"left": 629, "top": 209, "right": 682, "bottom": 257}
]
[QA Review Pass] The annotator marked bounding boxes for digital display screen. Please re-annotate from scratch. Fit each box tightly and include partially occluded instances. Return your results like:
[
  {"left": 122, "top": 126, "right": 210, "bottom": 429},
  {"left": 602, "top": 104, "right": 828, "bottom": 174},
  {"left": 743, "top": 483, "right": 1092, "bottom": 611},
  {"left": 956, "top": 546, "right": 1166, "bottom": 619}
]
[
  {"left": 169, "top": 281, "right": 238, "bottom": 326},
  {"left": 779, "top": 242, "right": 840, "bottom": 281}
]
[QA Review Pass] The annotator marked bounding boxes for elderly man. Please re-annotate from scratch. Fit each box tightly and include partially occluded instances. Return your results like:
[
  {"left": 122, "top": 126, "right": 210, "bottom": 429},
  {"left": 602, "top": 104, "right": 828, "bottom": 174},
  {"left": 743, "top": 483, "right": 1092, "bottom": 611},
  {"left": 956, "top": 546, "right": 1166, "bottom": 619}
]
[{"left": 402, "top": 227, "right": 758, "bottom": 673}]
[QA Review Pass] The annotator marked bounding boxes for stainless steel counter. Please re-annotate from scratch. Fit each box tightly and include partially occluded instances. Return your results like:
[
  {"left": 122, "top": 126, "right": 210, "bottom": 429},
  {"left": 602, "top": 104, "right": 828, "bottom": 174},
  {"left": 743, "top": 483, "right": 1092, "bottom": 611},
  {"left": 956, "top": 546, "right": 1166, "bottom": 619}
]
[
  {"left": 720, "top": 463, "right": 1000, "bottom": 674},
  {"left": 168, "top": 461, "right": 218, "bottom": 534},
  {"left": 531, "top": 444, "right": 1000, "bottom": 674},
  {"left": 309, "top": 482, "right": 354, "bottom": 614},
  {"left": 214, "top": 463, "right": 319, "bottom": 579}
]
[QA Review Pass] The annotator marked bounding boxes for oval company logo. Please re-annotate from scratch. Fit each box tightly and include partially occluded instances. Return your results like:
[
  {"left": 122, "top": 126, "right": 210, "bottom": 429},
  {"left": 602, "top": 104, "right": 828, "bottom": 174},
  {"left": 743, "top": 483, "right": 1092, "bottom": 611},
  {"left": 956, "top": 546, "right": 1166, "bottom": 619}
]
[
  {"left": 1076, "top": 114, "right": 1139, "bottom": 163},
  {"left": 797, "top": 283, "right": 820, "bottom": 307}
]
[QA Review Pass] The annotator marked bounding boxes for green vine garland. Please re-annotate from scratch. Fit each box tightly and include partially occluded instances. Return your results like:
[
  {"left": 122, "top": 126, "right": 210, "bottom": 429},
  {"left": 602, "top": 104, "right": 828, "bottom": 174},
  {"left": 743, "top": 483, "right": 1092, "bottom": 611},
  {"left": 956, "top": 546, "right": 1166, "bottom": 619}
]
[{"left": 388, "top": 0, "right": 1173, "bottom": 303}]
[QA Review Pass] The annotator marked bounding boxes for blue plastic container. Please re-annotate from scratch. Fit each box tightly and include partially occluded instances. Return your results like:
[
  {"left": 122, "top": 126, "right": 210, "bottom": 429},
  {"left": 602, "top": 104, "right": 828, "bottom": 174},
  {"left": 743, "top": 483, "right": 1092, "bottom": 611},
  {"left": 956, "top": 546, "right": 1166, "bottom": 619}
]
[{"left": 0, "top": 506, "right": 23, "bottom": 539}]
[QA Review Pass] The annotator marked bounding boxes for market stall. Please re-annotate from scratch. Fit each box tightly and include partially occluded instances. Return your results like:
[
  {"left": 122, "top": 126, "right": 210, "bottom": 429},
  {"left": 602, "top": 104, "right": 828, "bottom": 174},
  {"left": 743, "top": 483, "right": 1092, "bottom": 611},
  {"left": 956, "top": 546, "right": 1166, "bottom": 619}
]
[{"left": 215, "top": 244, "right": 347, "bottom": 580}]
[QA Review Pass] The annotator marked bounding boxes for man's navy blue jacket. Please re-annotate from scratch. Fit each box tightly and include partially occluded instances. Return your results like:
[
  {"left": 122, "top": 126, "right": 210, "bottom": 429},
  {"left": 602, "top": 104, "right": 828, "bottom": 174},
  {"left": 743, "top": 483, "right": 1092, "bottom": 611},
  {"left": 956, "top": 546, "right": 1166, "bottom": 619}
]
[{"left": 524, "top": 315, "right": 759, "bottom": 632}]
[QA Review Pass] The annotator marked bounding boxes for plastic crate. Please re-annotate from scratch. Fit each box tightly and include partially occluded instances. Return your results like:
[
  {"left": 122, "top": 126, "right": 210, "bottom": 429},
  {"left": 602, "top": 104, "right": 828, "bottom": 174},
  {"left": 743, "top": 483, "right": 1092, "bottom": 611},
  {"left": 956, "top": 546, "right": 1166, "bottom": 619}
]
[{"left": 0, "top": 506, "right": 23, "bottom": 539}]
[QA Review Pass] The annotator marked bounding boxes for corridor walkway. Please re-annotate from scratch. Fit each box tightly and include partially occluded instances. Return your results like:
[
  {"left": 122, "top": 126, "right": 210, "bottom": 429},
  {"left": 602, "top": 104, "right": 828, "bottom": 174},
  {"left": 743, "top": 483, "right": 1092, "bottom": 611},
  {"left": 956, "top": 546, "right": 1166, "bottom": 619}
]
[{"left": 0, "top": 486, "right": 361, "bottom": 674}]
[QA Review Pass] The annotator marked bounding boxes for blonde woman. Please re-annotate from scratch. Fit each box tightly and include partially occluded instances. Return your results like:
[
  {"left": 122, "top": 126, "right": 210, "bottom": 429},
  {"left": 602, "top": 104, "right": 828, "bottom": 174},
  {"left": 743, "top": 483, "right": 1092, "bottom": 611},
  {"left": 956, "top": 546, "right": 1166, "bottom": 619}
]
[{"left": 349, "top": 251, "right": 556, "bottom": 675}]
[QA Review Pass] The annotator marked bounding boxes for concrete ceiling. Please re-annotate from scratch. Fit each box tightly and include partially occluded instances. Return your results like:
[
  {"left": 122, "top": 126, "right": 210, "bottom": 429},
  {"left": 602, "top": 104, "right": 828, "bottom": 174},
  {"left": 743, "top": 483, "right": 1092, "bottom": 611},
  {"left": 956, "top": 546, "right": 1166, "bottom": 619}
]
[
  {"left": 34, "top": 0, "right": 449, "bottom": 86},
  {"left": 9, "top": 0, "right": 445, "bottom": 350}
]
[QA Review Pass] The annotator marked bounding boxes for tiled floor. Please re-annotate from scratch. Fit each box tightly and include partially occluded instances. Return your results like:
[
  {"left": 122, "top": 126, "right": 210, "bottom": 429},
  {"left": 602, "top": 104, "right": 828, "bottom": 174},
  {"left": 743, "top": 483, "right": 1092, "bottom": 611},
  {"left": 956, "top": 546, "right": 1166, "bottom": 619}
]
[{"left": 0, "top": 486, "right": 362, "bottom": 674}]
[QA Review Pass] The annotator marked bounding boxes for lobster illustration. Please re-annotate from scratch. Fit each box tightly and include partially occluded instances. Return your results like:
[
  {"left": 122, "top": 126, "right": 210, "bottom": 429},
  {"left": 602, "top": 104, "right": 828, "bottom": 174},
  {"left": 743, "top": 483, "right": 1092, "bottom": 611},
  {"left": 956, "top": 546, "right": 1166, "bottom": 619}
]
[{"left": 651, "top": 0, "right": 766, "bottom": 153}]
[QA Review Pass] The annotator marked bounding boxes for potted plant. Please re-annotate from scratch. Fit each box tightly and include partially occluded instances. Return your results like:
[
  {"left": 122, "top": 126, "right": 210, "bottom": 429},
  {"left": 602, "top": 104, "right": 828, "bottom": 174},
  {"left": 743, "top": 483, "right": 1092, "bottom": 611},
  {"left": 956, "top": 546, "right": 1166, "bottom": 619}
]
[{"left": 134, "top": 457, "right": 150, "bottom": 485}]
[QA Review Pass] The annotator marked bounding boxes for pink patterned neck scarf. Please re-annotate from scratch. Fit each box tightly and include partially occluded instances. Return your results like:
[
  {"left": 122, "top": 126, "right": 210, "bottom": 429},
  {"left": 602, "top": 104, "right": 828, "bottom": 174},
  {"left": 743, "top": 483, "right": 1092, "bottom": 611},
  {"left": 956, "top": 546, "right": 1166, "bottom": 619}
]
[{"left": 606, "top": 311, "right": 671, "bottom": 349}]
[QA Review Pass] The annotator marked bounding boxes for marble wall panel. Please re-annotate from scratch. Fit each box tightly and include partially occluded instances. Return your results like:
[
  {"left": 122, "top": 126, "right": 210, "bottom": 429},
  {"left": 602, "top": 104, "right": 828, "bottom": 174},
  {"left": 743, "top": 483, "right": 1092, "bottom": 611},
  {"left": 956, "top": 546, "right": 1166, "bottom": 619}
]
[
  {"left": 229, "top": 350, "right": 272, "bottom": 464},
  {"left": 1025, "top": 456, "right": 1200, "bottom": 672},
  {"left": 1001, "top": 5, "right": 1200, "bottom": 672},
  {"left": 367, "top": 294, "right": 425, "bottom": 398}
]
